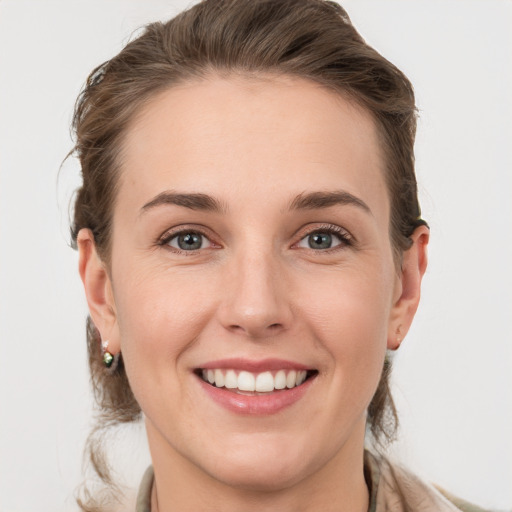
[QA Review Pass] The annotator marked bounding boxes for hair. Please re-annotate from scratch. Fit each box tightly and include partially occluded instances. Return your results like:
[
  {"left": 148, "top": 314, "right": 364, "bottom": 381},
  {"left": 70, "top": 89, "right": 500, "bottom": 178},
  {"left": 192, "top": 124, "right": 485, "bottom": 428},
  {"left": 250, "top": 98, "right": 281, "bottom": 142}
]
[{"left": 70, "top": 0, "right": 426, "bottom": 509}]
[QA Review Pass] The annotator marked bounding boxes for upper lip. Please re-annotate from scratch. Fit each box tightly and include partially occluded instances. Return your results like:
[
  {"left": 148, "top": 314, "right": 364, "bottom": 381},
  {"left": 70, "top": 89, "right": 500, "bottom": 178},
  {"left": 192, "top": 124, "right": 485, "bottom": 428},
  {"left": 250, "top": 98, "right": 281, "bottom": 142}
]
[{"left": 197, "top": 358, "right": 312, "bottom": 372}]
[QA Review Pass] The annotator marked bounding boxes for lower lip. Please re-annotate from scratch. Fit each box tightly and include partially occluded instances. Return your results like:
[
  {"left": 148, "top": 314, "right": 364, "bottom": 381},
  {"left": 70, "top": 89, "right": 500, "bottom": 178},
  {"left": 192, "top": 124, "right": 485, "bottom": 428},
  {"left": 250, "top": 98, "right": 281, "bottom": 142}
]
[{"left": 197, "top": 375, "right": 316, "bottom": 415}]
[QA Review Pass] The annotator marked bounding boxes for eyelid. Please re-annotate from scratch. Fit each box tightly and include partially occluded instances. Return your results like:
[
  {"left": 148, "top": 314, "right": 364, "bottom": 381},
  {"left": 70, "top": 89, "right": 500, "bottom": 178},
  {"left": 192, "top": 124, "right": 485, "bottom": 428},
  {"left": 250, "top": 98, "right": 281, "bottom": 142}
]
[
  {"left": 157, "top": 224, "right": 221, "bottom": 251},
  {"left": 293, "top": 223, "right": 354, "bottom": 249},
  {"left": 156, "top": 222, "right": 353, "bottom": 252}
]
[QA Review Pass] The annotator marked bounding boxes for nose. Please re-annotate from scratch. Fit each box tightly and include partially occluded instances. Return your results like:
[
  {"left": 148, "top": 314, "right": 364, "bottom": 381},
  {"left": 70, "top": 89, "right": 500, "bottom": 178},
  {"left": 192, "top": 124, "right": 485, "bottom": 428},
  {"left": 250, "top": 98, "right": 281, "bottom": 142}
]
[{"left": 217, "top": 248, "right": 292, "bottom": 339}]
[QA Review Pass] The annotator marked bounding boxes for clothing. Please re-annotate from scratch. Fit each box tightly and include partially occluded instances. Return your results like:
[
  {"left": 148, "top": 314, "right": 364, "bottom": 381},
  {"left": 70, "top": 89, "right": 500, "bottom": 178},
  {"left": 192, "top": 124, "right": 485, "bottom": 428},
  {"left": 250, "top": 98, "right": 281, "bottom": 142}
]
[
  {"left": 136, "top": 465, "right": 154, "bottom": 512},
  {"left": 364, "top": 452, "right": 488, "bottom": 512},
  {"left": 136, "top": 451, "right": 488, "bottom": 512}
]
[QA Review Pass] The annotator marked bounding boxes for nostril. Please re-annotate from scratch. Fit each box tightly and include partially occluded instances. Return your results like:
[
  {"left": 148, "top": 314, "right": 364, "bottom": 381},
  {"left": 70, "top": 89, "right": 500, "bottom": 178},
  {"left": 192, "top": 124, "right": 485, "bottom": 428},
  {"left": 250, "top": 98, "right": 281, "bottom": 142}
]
[{"left": 227, "top": 322, "right": 283, "bottom": 337}]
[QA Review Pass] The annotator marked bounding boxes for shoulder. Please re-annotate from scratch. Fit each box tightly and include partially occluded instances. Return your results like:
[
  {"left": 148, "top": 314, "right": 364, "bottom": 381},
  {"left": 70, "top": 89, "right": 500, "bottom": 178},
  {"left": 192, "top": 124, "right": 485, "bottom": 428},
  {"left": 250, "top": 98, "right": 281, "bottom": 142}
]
[
  {"left": 435, "top": 487, "right": 493, "bottom": 512},
  {"left": 365, "top": 451, "right": 492, "bottom": 512}
]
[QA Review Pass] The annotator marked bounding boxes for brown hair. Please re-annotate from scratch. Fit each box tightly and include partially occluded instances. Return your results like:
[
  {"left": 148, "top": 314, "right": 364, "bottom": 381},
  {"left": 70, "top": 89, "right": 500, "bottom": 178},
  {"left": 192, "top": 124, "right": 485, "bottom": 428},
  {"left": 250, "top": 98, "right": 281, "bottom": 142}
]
[{"left": 70, "top": 0, "right": 425, "bottom": 509}]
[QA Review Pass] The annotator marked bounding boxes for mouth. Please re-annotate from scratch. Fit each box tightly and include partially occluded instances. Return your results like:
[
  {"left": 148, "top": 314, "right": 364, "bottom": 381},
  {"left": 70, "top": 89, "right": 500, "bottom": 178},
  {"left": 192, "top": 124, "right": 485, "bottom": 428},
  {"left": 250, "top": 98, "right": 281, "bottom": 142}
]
[{"left": 195, "top": 368, "right": 318, "bottom": 395}]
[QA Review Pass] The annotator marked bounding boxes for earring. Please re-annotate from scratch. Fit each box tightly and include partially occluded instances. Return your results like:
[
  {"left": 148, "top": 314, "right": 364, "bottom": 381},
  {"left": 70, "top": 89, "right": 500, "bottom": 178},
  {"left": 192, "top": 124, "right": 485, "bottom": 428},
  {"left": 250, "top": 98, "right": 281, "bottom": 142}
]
[{"left": 101, "top": 340, "right": 119, "bottom": 371}]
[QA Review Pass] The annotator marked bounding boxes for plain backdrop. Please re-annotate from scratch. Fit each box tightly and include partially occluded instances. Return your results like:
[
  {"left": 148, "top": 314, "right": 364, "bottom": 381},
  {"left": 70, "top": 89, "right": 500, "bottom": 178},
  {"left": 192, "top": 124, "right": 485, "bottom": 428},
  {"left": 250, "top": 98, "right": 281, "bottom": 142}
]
[{"left": 0, "top": 1, "right": 511, "bottom": 511}]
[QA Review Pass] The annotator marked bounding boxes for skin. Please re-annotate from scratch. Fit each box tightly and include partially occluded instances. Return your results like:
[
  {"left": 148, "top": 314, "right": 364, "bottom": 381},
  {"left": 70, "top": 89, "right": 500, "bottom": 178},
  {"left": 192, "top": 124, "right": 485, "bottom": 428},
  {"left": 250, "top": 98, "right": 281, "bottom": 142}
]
[{"left": 78, "top": 75, "right": 428, "bottom": 512}]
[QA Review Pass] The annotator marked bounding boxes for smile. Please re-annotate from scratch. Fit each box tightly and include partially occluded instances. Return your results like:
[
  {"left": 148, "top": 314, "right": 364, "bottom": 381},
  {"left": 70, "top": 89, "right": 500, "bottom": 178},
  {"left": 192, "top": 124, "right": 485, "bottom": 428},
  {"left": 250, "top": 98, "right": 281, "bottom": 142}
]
[
  {"left": 195, "top": 359, "right": 318, "bottom": 414},
  {"left": 199, "top": 369, "right": 313, "bottom": 393}
]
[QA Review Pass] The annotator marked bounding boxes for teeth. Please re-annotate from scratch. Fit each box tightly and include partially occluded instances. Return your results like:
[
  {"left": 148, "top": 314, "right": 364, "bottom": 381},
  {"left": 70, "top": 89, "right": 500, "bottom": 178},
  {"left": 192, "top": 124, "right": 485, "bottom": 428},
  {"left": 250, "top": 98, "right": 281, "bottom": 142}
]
[
  {"left": 214, "top": 369, "right": 224, "bottom": 388},
  {"left": 255, "top": 371, "right": 274, "bottom": 392},
  {"left": 224, "top": 369, "right": 238, "bottom": 389},
  {"left": 201, "top": 368, "right": 311, "bottom": 392},
  {"left": 274, "top": 370, "right": 287, "bottom": 390},
  {"left": 238, "top": 371, "right": 255, "bottom": 391},
  {"left": 286, "top": 370, "right": 297, "bottom": 389}
]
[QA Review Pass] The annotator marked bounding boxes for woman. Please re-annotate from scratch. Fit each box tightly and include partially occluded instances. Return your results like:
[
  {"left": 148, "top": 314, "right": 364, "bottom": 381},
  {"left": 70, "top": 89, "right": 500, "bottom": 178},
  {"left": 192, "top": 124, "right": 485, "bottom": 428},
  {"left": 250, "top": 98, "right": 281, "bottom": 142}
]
[{"left": 71, "top": 1, "right": 485, "bottom": 511}]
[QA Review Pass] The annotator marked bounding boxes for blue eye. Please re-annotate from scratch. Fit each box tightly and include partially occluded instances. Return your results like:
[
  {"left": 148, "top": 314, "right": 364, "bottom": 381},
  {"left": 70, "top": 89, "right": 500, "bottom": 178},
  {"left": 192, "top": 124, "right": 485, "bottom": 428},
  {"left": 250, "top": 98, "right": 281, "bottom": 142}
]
[
  {"left": 297, "top": 228, "right": 350, "bottom": 250},
  {"left": 168, "top": 231, "right": 210, "bottom": 251}
]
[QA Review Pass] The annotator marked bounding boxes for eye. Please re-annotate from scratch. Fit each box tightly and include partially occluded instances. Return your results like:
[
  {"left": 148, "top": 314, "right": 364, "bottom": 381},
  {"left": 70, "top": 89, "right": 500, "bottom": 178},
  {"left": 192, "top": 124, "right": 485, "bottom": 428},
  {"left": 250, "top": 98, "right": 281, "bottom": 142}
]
[
  {"left": 166, "top": 231, "right": 212, "bottom": 251},
  {"left": 296, "top": 226, "right": 352, "bottom": 250}
]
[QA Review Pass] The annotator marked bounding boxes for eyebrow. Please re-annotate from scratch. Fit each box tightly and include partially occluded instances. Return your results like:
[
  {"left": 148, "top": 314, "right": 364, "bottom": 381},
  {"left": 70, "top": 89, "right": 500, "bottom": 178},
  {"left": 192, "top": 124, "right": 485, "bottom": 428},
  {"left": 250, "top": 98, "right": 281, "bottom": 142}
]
[
  {"left": 289, "top": 190, "right": 372, "bottom": 215},
  {"left": 141, "top": 191, "right": 227, "bottom": 214},
  {"left": 140, "top": 189, "right": 371, "bottom": 216}
]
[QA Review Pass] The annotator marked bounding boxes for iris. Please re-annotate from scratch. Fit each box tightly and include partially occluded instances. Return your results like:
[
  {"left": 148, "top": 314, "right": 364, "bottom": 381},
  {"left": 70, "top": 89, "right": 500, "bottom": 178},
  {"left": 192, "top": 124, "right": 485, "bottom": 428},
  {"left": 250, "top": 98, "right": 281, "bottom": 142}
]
[
  {"left": 177, "top": 232, "right": 202, "bottom": 250},
  {"left": 308, "top": 232, "right": 332, "bottom": 249}
]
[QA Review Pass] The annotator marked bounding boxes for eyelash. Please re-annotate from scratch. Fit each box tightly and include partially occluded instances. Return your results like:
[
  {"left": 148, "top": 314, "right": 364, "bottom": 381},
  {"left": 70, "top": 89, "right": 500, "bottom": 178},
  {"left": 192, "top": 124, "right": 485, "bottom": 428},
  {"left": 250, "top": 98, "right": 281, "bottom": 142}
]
[
  {"left": 158, "top": 226, "right": 217, "bottom": 254},
  {"left": 157, "top": 223, "right": 353, "bottom": 254},
  {"left": 295, "top": 224, "right": 354, "bottom": 252}
]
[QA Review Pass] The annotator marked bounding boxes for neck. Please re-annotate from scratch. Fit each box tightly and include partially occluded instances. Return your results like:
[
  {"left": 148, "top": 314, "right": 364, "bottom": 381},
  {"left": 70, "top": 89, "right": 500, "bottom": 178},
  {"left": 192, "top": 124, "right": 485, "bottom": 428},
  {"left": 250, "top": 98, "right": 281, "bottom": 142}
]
[{"left": 146, "top": 418, "right": 369, "bottom": 512}]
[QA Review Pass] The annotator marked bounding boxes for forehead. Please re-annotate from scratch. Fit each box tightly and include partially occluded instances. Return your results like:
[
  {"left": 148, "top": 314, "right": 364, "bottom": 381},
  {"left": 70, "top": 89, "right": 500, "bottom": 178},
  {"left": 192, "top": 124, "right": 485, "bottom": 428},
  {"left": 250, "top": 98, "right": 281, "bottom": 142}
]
[{"left": 117, "top": 74, "right": 388, "bottom": 220}]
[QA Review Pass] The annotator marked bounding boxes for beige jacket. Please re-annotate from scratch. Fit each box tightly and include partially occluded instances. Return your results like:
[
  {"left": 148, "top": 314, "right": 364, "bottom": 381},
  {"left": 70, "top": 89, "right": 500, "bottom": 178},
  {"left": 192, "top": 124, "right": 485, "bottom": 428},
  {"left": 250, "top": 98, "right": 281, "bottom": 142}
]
[
  {"left": 364, "top": 451, "right": 488, "bottom": 512},
  {"left": 135, "top": 451, "right": 489, "bottom": 512}
]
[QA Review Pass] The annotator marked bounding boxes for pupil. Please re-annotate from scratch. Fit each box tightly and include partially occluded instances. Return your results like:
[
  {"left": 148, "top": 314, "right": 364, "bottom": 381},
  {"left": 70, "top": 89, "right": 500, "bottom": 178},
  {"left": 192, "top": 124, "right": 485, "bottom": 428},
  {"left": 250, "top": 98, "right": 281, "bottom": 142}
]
[
  {"left": 179, "top": 233, "right": 201, "bottom": 250},
  {"left": 309, "top": 233, "right": 331, "bottom": 249}
]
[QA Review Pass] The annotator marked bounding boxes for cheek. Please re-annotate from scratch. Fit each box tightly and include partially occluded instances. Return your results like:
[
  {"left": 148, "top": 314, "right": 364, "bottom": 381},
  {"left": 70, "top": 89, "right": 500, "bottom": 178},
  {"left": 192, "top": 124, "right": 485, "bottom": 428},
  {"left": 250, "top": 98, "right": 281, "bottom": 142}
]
[
  {"left": 112, "top": 263, "right": 219, "bottom": 378},
  {"left": 110, "top": 265, "right": 223, "bottom": 430},
  {"left": 301, "top": 267, "right": 392, "bottom": 345},
  {"left": 297, "top": 266, "right": 391, "bottom": 395}
]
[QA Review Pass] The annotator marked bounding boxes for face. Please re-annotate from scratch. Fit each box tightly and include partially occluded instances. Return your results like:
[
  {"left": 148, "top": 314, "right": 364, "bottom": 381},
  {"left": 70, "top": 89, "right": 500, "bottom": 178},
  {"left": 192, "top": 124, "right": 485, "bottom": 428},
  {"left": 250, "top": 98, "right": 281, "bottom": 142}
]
[{"left": 81, "top": 75, "right": 422, "bottom": 493}]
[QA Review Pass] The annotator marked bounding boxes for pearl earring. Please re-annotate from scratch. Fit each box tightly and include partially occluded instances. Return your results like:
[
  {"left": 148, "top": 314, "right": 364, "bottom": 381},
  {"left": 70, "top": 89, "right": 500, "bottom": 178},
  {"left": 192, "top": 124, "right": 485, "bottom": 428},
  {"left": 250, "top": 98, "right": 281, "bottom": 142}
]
[{"left": 101, "top": 340, "right": 119, "bottom": 371}]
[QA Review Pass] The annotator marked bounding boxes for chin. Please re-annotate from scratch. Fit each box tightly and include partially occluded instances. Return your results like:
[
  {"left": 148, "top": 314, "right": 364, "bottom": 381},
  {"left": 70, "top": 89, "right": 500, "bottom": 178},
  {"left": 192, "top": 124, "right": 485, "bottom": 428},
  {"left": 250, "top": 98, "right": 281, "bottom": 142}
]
[
  {"left": 210, "top": 459, "right": 308, "bottom": 493},
  {"left": 198, "top": 435, "right": 320, "bottom": 492}
]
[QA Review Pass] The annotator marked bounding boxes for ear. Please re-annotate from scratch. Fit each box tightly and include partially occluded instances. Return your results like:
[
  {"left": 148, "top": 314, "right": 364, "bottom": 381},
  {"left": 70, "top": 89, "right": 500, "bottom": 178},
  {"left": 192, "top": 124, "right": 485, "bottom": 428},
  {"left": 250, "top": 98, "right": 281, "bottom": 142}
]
[
  {"left": 387, "top": 225, "right": 429, "bottom": 350},
  {"left": 77, "top": 228, "right": 120, "bottom": 355}
]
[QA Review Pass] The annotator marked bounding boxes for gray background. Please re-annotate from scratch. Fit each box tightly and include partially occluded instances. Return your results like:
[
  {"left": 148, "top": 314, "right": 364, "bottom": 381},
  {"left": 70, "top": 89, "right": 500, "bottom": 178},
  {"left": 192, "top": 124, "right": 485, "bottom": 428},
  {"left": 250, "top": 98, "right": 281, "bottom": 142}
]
[{"left": 1, "top": 1, "right": 511, "bottom": 510}]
